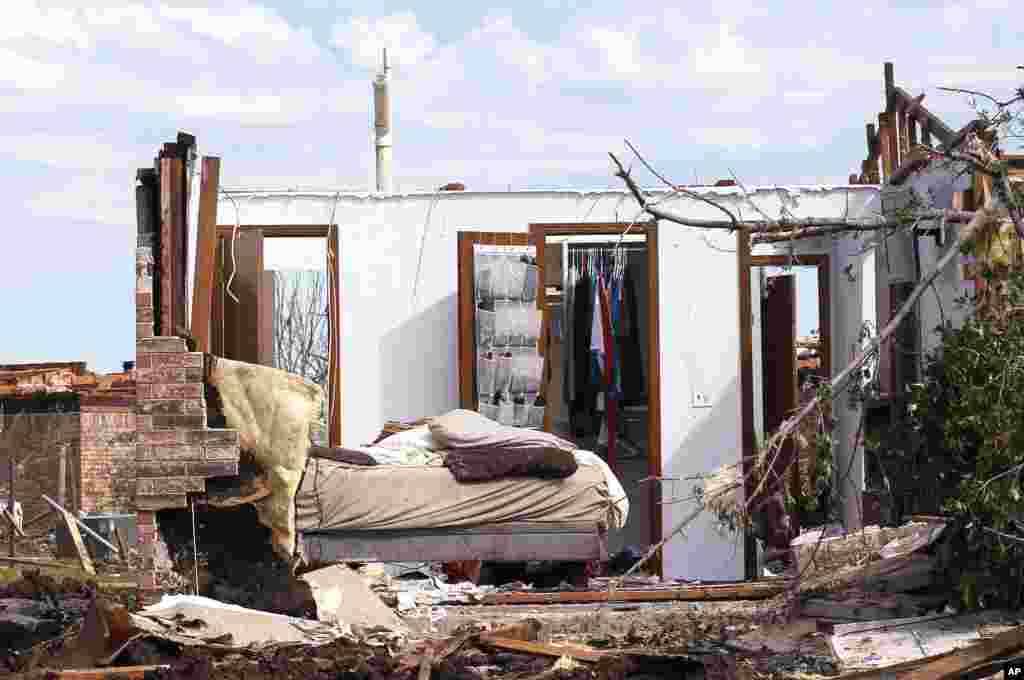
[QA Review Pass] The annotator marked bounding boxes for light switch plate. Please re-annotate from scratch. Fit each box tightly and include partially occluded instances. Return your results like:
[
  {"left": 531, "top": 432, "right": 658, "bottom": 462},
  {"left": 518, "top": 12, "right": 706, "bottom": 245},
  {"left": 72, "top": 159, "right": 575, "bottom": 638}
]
[{"left": 692, "top": 391, "right": 712, "bottom": 408}]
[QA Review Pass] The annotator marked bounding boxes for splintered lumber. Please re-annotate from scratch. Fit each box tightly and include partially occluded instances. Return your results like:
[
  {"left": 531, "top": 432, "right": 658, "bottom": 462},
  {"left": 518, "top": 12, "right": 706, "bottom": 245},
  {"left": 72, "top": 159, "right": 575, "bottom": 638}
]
[
  {"left": 478, "top": 636, "right": 607, "bottom": 663},
  {"left": 479, "top": 579, "right": 785, "bottom": 605},
  {"left": 0, "top": 555, "right": 77, "bottom": 568},
  {"left": 44, "top": 496, "right": 95, "bottom": 575},
  {"left": 43, "top": 666, "right": 170, "bottom": 680},
  {"left": 191, "top": 156, "right": 221, "bottom": 353},
  {"left": 800, "top": 590, "right": 945, "bottom": 622},
  {"left": 42, "top": 495, "right": 120, "bottom": 557},
  {"left": 901, "top": 625, "right": 1024, "bottom": 680}
]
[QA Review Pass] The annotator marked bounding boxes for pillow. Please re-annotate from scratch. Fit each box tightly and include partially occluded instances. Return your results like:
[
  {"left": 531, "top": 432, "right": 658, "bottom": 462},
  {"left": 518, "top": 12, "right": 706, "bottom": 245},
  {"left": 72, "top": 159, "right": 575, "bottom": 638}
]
[
  {"left": 374, "top": 424, "right": 439, "bottom": 451},
  {"left": 428, "top": 409, "right": 502, "bottom": 448}
]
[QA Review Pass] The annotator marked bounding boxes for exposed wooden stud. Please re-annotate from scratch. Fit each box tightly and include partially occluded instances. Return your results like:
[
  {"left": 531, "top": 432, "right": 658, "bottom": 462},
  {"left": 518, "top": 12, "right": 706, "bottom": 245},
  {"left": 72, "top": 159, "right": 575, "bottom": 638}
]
[
  {"left": 190, "top": 157, "right": 221, "bottom": 353},
  {"left": 158, "top": 158, "right": 176, "bottom": 336},
  {"left": 879, "top": 112, "right": 896, "bottom": 181},
  {"left": 884, "top": 62, "right": 895, "bottom": 108}
]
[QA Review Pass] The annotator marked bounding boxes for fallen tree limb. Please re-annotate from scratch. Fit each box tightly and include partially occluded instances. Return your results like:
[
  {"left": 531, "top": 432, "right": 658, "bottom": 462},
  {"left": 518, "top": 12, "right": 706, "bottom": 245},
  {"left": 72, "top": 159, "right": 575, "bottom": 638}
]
[{"left": 610, "top": 151, "right": 974, "bottom": 235}]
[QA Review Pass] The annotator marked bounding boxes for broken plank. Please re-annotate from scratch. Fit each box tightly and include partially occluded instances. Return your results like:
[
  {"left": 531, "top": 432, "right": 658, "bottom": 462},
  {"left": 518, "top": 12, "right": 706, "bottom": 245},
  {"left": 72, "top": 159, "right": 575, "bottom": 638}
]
[
  {"left": 478, "top": 636, "right": 606, "bottom": 663},
  {"left": 46, "top": 497, "right": 95, "bottom": 575},
  {"left": 822, "top": 612, "right": 954, "bottom": 636},
  {"left": 0, "top": 555, "right": 80, "bottom": 568},
  {"left": 42, "top": 495, "right": 120, "bottom": 557},
  {"left": 42, "top": 665, "right": 170, "bottom": 680},
  {"left": 801, "top": 591, "right": 943, "bottom": 622},
  {"left": 112, "top": 526, "right": 129, "bottom": 563},
  {"left": 190, "top": 156, "right": 220, "bottom": 353},
  {"left": 479, "top": 580, "right": 785, "bottom": 605},
  {"left": 901, "top": 625, "right": 1024, "bottom": 680}
]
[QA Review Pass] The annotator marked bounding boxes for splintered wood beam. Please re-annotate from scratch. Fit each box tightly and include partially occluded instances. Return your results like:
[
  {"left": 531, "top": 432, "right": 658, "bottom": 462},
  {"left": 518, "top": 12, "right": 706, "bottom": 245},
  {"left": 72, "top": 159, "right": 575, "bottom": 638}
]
[
  {"left": 191, "top": 157, "right": 221, "bottom": 353},
  {"left": 479, "top": 580, "right": 786, "bottom": 605},
  {"left": 902, "top": 625, "right": 1024, "bottom": 680},
  {"left": 43, "top": 666, "right": 170, "bottom": 680},
  {"left": 477, "top": 636, "right": 607, "bottom": 663}
]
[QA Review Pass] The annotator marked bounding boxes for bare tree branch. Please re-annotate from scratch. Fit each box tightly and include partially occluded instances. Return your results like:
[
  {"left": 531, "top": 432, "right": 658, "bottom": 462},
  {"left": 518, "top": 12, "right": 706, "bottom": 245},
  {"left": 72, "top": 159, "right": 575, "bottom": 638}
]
[
  {"left": 938, "top": 86, "right": 1024, "bottom": 110},
  {"left": 623, "top": 139, "right": 741, "bottom": 228}
]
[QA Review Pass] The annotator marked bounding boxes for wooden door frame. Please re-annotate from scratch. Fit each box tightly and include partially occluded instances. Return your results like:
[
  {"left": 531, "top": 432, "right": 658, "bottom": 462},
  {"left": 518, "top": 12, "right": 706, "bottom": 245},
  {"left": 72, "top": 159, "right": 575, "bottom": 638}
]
[
  {"left": 738, "top": 243, "right": 831, "bottom": 579},
  {"left": 214, "top": 224, "right": 342, "bottom": 447},
  {"left": 456, "top": 231, "right": 534, "bottom": 412},
  {"left": 528, "top": 221, "right": 662, "bottom": 576}
]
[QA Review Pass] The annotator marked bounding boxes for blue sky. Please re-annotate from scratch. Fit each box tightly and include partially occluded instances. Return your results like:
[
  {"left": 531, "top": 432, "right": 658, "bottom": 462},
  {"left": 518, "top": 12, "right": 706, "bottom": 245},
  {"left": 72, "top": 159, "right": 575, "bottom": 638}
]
[{"left": 2, "top": 1, "right": 1022, "bottom": 371}]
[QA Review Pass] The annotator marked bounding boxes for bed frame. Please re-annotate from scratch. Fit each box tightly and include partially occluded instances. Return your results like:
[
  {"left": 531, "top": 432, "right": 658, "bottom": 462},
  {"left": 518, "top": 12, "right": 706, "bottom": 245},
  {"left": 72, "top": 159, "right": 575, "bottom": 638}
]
[
  {"left": 299, "top": 420, "right": 609, "bottom": 565},
  {"left": 300, "top": 523, "right": 608, "bottom": 563}
]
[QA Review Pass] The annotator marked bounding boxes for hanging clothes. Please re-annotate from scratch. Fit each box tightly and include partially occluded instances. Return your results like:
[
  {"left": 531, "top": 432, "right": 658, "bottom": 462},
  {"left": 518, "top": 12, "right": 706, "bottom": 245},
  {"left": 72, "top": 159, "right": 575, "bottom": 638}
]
[
  {"left": 618, "top": 261, "right": 645, "bottom": 404},
  {"left": 598, "top": 275, "right": 618, "bottom": 468},
  {"left": 570, "top": 267, "right": 597, "bottom": 438}
]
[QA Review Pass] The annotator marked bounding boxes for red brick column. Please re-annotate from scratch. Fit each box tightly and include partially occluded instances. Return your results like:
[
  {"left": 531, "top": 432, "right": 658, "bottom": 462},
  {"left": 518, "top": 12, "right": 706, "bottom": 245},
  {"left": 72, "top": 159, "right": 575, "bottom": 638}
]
[{"left": 134, "top": 247, "right": 240, "bottom": 602}]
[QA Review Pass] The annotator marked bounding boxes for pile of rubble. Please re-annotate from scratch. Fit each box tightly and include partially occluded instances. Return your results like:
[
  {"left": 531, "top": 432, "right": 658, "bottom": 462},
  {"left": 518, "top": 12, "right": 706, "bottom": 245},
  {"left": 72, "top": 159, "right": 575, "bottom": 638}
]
[{"left": 6, "top": 517, "right": 1024, "bottom": 679}]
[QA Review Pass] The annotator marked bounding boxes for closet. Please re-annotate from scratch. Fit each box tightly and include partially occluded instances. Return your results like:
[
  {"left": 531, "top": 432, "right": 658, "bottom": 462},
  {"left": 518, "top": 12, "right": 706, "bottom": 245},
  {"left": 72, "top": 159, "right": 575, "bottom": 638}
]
[{"left": 457, "top": 226, "right": 661, "bottom": 559}]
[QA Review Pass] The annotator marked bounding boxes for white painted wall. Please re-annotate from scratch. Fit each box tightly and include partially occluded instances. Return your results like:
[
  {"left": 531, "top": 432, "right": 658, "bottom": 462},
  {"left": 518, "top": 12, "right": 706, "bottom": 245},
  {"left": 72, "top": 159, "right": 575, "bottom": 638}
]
[{"left": 219, "top": 184, "right": 879, "bottom": 580}]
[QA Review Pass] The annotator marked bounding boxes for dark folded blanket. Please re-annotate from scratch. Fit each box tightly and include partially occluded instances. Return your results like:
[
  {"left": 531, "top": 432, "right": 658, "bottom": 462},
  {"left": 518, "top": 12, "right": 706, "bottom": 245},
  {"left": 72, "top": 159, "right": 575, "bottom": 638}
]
[
  {"left": 445, "top": 447, "right": 577, "bottom": 483},
  {"left": 308, "top": 445, "right": 378, "bottom": 466}
]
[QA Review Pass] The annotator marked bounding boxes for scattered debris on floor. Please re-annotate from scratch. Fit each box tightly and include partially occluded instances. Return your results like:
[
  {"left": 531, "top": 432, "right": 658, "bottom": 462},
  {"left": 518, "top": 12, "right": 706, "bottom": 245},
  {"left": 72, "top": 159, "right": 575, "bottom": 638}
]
[{"left": 8, "top": 517, "right": 1024, "bottom": 679}]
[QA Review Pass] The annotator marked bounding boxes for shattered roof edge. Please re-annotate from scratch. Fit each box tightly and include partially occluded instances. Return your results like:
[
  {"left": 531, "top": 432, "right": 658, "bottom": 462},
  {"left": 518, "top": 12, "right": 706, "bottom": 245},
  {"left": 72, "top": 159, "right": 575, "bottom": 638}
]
[{"left": 219, "top": 184, "right": 881, "bottom": 201}]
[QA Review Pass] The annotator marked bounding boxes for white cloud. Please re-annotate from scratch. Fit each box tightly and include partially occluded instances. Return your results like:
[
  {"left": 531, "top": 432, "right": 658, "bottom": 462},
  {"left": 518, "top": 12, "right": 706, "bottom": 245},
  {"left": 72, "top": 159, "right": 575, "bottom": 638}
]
[
  {"left": 158, "top": 3, "right": 321, "bottom": 63},
  {"left": 332, "top": 12, "right": 437, "bottom": 70},
  {"left": 0, "top": 134, "right": 146, "bottom": 171},
  {"left": 0, "top": 1, "right": 89, "bottom": 47},
  {"left": 0, "top": 48, "right": 65, "bottom": 89},
  {"left": 25, "top": 172, "right": 135, "bottom": 226},
  {"left": 942, "top": 4, "right": 970, "bottom": 32},
  {"left": 693, "top": 24, "right": 760, "bottom": 77}
]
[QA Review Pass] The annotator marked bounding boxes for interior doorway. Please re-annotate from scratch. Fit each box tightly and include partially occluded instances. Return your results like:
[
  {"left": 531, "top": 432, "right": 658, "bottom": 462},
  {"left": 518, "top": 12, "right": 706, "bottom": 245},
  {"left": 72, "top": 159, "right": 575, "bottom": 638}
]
[
  {"left": 211, "top": 225, "right": 341, "bottom": 446},
  {"left": 456, "top": 223, "right": 662, "bottom": 571},
  {"left": 532, "top": 223, "right": 661, "bottom": 563},
  {"left": 744, "top": 254, "right": 831, "bottom": 573}
]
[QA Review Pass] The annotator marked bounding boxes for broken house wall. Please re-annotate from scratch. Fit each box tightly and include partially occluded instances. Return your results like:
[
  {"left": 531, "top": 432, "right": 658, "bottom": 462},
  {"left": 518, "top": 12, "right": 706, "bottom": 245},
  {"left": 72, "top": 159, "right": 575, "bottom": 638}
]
[
  {"left": 0, "top": 412, "right": 81, "bottom": 530},
  {"left": 876, "top": 166, "right": 972, "bottom": 364},
  {"left": 219, "top": 185, "right": 879, "bottom": 581},
  {"left": 80, "top": 404, "right": 137, "bottom": 514}
]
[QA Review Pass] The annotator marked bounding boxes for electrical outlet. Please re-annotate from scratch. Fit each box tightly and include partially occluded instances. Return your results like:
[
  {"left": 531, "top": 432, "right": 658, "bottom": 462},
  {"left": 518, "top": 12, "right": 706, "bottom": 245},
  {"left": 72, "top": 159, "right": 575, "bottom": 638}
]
[{"left": 692, "top": 391, "right": 712, "bottom": 408}]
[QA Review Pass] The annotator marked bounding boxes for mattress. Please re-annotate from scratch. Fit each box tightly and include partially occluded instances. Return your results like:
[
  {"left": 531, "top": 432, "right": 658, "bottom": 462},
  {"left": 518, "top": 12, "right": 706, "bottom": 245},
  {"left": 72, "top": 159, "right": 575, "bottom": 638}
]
[{"left": 295, "top": 457, "right": 625, "bottom": 534}]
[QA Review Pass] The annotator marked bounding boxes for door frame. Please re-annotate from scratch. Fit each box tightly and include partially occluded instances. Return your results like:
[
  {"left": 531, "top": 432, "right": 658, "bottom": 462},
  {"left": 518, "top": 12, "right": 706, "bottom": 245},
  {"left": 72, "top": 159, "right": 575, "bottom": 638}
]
[
  {"left": 529, "top": 221, "right": 662, "bottom": 575},
  {"left": 738, "top": 242, "right": 831, "bottom": 578},
  {"left": 213, "top": 224, "right": 342, "bottom": 447}
]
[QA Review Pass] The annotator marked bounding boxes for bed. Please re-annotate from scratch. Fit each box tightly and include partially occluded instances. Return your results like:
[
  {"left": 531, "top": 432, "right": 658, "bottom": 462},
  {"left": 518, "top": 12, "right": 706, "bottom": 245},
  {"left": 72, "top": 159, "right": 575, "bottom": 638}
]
[{"left": 293, "top": 415, "right": 628, "bottom": 565}]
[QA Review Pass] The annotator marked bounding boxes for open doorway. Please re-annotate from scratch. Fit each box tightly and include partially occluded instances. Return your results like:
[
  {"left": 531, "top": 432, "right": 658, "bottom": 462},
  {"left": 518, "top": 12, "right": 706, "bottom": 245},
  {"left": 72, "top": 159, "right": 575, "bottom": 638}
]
[
  {"left": 531, "top": 223, "right": 661, "bottom": 562},
  {"left": 747, "top": 255, "right": 831, "bottom": 561},
  {"left": 265, "top": 238, "right": 330, "bottom": 446},
  {"left": 211, "top": 225, "right": 341, "bottom": 446}
]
